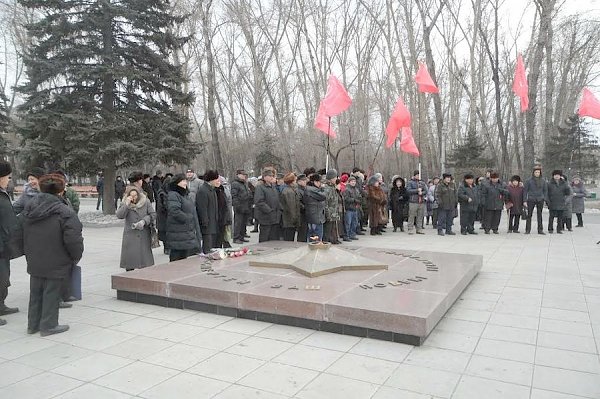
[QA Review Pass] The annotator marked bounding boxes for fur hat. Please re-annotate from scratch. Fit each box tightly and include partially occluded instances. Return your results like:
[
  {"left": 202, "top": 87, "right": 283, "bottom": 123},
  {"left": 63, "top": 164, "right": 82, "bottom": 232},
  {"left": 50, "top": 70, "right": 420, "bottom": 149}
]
[
  {"left": 325, "top": 169, "right": 338, "bottom": 180},
  {"left": 39, "top": 173, "right": 66, "bottom": 195},
  {"left": 276, "top": 173, "right": 285, "bottom": 179},
  {"left": 510, "top": 175, "right": 521, "bottom": 182},
  {"left": 0, "top": 160, "right": 12, "bottom": 178},
  {"left": 552, "top": 170, "right": 563, "bottom": 177},
  {"left": 27, "top": 167, "right": 45, "bottom": 179},
  {"left": 297, "top": 174, "right": 308, "bottom": 181},
  {"left": 283, "top": 173, "right": 296, "bottom": 185},
  {"left": 236, "top": 169, "right": 247, "bottom": 176},
  {"left": 309, "top": 173, "right": 321, "bottom": 183},
  {"left": 128, "top": 171, "right": 144, "bottom": 184},
  {"left": 464, "top": 173, "right": 474, "bottom": 180},
  {"left": 442, "top": 173, "right": 452, "bottom": 179},
  {"left": 367, "top": 175, "right": 379, "bottom": 186},
  {"left": 413, "top": 170, "right": 420, "bottom": 177},
  {"left": 490, "top": 172, "right": 500, "bottom": 178},
  {"left": 204, "top": 170, "right": 220, "bottom": 182},
  {"left": 170, "top": 173, "right": 186, "bottom": 187}
]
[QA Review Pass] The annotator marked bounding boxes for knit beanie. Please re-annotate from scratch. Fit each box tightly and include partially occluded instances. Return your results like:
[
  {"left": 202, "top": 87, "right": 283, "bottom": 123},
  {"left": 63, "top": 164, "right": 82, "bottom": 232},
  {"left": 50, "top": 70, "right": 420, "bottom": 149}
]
[{"left": 325, "top": 169, "right": 338, "bottom": 180}]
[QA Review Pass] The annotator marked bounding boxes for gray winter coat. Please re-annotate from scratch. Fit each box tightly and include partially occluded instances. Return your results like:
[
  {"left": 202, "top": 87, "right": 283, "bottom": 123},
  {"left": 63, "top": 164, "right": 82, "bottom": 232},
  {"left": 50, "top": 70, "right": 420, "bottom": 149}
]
[
  {"left": 480, "top": 181, "right": 509, "bottom": 211},
  {"left": 571, "top": 183, "right": 587, "bottom": 214},
  {"left": 187, "top": 175, "right": 204, "bottom": 202},
  {"left": 406, "top": 179, "right": 428, "bottom": 204},
  {"left": 281, "top": 185, "right": 300, "bottom": 228},
  {"left": 524, "top": 176, "right": 548, "bottom": 203},
  {"left": 196, "top": 182, "right": 218, "bottom": 235},
  {"left": 13, "top": 183, "right": 39, "bottom": 215},
  {"left": 343, "top": 185, "right": 362, "bottom": 211},
  {"left": 116, "top": 188, "right": 155, "bottom": 269},
  {"left": 166, "top": 185, "right": 202, "bottom": 251},
  {"left": 22, "top": 193, "right": 83, "bottom": 279},
  {"left": 231, "top": 178, "right": 251, "bottom": 214},
  {"left": 254, "top": 182, "right": 281, "bottom": 225},
  {"left": 303, "top": 185, "right": 326, "bottom": 224},
  {"left": 547, "top": 179, "right": 570, "bottom": 211}
]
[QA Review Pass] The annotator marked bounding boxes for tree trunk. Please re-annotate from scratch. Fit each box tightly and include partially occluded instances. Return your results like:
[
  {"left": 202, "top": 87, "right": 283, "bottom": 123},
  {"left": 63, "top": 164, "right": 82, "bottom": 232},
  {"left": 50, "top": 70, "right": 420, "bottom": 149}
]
[{"left": 101, "top": 0, "right": 116, "bottom": 215}]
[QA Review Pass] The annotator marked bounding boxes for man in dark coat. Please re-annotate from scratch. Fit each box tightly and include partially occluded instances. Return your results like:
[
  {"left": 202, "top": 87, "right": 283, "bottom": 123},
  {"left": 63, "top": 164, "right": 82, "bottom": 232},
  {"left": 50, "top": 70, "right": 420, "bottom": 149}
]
[
  {"left": 458, "top": 174, "right": 479, "bottom": 235},
  {"left": 167, "top": 174, "right": 202, "bottom": 261},
  {"left": 323, "top": 169, "right": 341, "bottom": 244},
  {"left": 156, "top": 176, "right": 172, "bottom": 255},
  {"left": 96, "top": 173, "right": 104, "bottom": 210},
  {"left": 480, "top": 172, "right": 509, "bottom": 234},
  {"left": 114, "top": 176, "right": 126, "bottom": 209},
  {"left": 524, "top": 166, "right": 548, "bottom": 235},
  {"left": 343, "top": 176, "right": 362, "bottom": 240},
  {"left": 196, "top": 170, "right": 220, "bottom": 254},
  {"left": 0, "top": 160, "right": 19, "bottom": 326},
  {"left": 547, "top": 170, "right": 570, "bottom": 234},
  {"left": 254, "top": 169, "right": 282, "bottom": 242},
  {"left": 280, "top": 173, "right": 300, "bottom": 241},
  {"left": 435, "top": 173, "right": 458, "bottom": 236},
  {"left": 142, "top": 174, "right": 155, "bottom": 203},
  {"left": 303, "top": 174, "right": 327, "bottom": 241},
  {"left": 151, "top": 170, "right": 164, "bottom": 200},
  {"left": 22, "top": 174, "right": 84, "bottom": 336},
  {"left": 231, "top": 170, "right": 251, "bottom": 244},
  {"left": 295, "top": 174, "right": 309, "bottom": 242}
]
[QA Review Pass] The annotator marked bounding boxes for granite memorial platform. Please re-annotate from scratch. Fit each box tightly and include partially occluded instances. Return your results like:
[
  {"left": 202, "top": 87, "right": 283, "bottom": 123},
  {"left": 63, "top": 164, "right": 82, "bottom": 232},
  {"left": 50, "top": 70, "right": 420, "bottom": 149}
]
[{"left": 112, "top": 242, "right": 482, "bottom": 345}]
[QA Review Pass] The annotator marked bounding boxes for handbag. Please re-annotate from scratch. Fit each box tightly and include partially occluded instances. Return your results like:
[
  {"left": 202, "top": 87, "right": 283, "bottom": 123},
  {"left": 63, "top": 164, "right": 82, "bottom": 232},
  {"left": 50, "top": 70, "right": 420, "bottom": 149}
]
[
  {"left": 70, "top": 265, "right": 82, "bottom": 300},
  {"left": 150, "top": 225, "right": 160, "bottom": 249}
]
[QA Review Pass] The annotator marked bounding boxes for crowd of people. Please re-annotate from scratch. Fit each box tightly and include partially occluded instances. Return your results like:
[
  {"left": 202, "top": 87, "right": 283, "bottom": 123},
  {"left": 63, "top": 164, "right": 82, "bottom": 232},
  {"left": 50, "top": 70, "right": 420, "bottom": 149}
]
[{"left": 0, "top": 158, "right": 590, "bottom": 336}]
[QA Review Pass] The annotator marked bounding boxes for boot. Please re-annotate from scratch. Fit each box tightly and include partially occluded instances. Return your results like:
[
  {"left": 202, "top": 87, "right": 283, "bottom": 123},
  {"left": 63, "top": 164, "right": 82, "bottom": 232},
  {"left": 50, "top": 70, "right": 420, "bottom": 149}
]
[
  {"left": 0, "top": 318, "right": 6, "bottom": 326},
  {"left": 40, "top": 325, "right": 70, "bottom": 337},
  {"left": 393, "top": 227, "right": 397, "bottom": 232},
  {"left": 0, "top": 306, "right": 19, "bottom": 316},
  {"left": 370, "top": 228, "right": 377, "bottom": 236}
]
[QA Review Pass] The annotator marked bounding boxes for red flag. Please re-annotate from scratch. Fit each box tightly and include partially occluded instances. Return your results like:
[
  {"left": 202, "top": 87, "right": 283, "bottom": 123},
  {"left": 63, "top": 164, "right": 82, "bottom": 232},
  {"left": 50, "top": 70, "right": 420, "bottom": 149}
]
[
  {"left": 314, "top": 102, "right": 336, "bottom": 138},
  {"left": 415, "top": 62, "right": 439, "bottom": 94},
  {"left": 399, "top": 127, "right": 420, "bottom": 156},
  {"left": 578, "top": 88, "right": 600, "bottom": 120},
  {"left": 512, "top": 54, "right": 529, "bottom": 112},
  {"left": 385, "top": 97, "right": 412, "bottom": 148},
  {"left": 321, "top": 76, "right": 352, "bottom": 117}
]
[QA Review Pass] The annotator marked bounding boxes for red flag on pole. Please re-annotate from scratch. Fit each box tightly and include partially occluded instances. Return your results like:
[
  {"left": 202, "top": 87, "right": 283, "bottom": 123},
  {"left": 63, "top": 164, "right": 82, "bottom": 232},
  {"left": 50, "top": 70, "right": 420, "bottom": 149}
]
[
  {"left": 399, "top": 127, "right": 420, "bottom": 156},
  {"left": 415, "top": 62, "right": 439, "bottom": 94},
  {"left": 578, "top": 88, "right": 600, "bottom": 120},
  {"left": 321, "top": 76, "right": 352, "bottom": 117},
  {"left": 385, "top": 96, "right": 412, "bottom": 148},
  {"left": 512, "top": 54, "right": 529, "bottom": 112},
  {"left": 314, "top": 103, "right": 336, "bottom": 138}
]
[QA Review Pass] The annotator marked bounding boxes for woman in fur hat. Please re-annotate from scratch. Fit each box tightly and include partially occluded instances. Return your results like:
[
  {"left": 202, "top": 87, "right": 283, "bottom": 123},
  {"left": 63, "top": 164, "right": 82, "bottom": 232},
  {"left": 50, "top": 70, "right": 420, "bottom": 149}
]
[
  {"left": 116, "top": 184, "right": 156, "bottom": 270},
  {"left": 366, "top": 175, "right": 387, "bottom": 235}
]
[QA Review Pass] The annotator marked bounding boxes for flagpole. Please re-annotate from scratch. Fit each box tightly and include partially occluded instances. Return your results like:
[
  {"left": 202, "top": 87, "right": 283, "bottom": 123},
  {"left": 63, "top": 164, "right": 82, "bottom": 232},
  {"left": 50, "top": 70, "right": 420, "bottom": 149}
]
[
  {"left": 326, "top": 117, "right": 331, "bottom": 170},
  {"left": 417, "top": 93, "right": 422, "bottom": 178}
]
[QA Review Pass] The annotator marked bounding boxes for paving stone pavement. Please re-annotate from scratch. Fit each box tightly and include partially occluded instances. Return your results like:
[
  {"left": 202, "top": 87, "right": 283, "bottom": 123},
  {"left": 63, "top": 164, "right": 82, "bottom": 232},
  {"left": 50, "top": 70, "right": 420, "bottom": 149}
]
[{"left": 1, "top": 199, "right": 599, "bottom": 398}]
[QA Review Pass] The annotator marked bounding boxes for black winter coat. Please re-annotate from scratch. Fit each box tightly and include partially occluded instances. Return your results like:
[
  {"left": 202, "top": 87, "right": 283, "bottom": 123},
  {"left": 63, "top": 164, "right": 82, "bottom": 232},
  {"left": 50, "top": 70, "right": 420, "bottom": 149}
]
[
  {"left": 22, "top": 193, "right": 83, "bottom": 279},
  {"left": 481, "top": 181, "right": 509, "bottom": 210},
  {"left": 547, "top": 179, "right": 570, "bottom": 211},
  {"left": 435, "top": 181, "right": 458, "bottom": 210},
  {"left": 231, "top": 178, "right": 251, "bottom": 213},
  {"left": 167, "top": 185, "right": 201, "bottom": 251},
  {"left": 254, "top": 182, "right": 282, "bottom": 225},
  {"left": 458, "top": 183, "right": 479, "bottom": 212},
  {"left": 196, "top": 182, "right": 218, "bottom": 235},
  {"left": 156, "top": 179, "right": 170, "bottom": 242},
  {"left": 0, "top": 189, "right": 17, "bottom": 259},
  {"left": 303, "top": 185, "right": 326, "bottom": 224}
]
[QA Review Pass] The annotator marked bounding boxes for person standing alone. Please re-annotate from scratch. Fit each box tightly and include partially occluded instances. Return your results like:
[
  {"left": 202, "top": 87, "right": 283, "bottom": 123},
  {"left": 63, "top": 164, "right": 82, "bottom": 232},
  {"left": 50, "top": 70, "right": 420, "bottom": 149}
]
[{"left": 524, "top": 166, "right": 548, "bottom": 235}]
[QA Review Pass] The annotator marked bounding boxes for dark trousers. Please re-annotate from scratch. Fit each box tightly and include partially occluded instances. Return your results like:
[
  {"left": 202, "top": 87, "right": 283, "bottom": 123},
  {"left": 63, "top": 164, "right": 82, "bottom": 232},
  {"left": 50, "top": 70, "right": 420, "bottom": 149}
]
[
  {"left": 297, "top": 215, "right": 308, "bottom": 242},
  {"left": 0, "top": 258, "right": 9, "bottom": 307},
  {"left": 233, "top": 211, "right": 249, "bottom": 241},
  {"left": 202, "top": 233, "right": 216, "bottom": 254},
  {"left": 323, "top": 221, "right": 339, "bottom": 243},
  {"left": 562, "top": 216, "right": 572, "bottom": 231},
  {"left": 576, "top": 213, "right": 583, "bottom": 226},
  {"left": 96, "top": 193, "right": 103, "bottom": 210},
  {"left": 259, "top": 224, "right": 280, "bottom": 243},
  {"left": 437, "top": 208, "right": 454, "bottom": 232},
  {"left": 282, "top": 227, "right": 296, "bottom": 241},
  {"left": 509, "top": 214, "right": 521, "bottom": 232},
  {"left": 479, "top": 207, "right": 486, "bottom": 228},
  {"left": 460, "top": 210, "right": 476, "bottom": 233},
  {"left": 28, "top": 276, "right": 62, "bottom": 331},
  {"left": 432, "top": 208, "right": 439, "bottom": 228},
  {"left": 526, "top": 200, "right": 544, "bottom": 233},
  {"left": 548, "top": 210, "right": 564, "bottom": 232},
  {"left": 61, "top": 269, "right": 72, "bottom": 301},
  {"left": 484, "top": 209, "right": 502, "bottom": 232},
  {"left": 169, "top": 249, "right": 189, "bottom": 262}
]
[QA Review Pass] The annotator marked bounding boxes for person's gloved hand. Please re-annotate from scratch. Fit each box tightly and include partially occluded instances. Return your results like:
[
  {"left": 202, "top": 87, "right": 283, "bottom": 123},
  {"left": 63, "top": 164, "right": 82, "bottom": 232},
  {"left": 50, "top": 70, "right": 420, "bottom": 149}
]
[{"left": 132, "top": 220, "right": 145, "bottom": 230}]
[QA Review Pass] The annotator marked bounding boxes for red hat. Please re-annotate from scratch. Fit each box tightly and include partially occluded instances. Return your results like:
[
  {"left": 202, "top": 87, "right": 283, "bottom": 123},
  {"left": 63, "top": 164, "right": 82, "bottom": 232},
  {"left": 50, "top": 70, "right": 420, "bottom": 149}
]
[{"left": 340, "top": 173, "right": 349, "bottom": 183}]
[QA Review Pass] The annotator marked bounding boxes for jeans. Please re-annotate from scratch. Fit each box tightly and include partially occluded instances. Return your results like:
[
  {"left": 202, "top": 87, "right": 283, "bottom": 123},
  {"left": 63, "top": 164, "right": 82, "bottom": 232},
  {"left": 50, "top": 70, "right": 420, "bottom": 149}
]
[
  {"left": 96, "top": 193, "right": 103, "bottom": 210},
  {"left": 345, "top": 210, "right": 358, "bottom": 239},
  {"left": 307, "top": 223, "right": 324, "bottom": 241}
]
